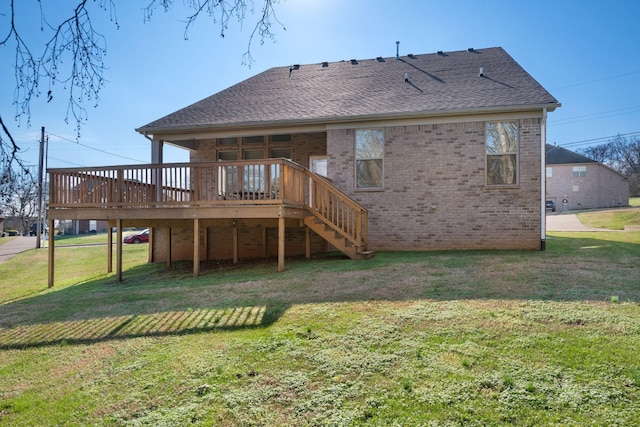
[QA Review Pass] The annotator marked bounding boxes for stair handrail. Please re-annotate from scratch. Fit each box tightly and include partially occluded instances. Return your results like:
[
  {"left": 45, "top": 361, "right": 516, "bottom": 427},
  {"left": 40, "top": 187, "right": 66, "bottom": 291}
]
[{"left": 304, "top": 169, "right": 368, "bottom": 250}]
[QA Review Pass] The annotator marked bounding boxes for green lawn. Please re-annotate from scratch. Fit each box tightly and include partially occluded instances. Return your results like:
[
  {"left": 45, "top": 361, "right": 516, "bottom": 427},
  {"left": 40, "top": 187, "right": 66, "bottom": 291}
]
[
  {"left": 46, "top": 230, "right": 143, "bottom": 246},
  {"left": 0, "top": 231, "right": 639, "bottom": 425},
  {"left": 577, "top": 207, "right": 640, "bottom": 230},
  {"left": 0, "top": 235, "right": 17, "bottom": 246}
]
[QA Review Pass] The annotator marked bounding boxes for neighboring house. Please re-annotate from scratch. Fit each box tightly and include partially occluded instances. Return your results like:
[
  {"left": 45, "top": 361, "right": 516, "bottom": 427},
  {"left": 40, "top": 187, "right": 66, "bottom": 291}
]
[
  {"left": 68, "top": 219, "right": 110, "bottom": 234},
  {"left": 47, "top": 47, "right": 559, "bottom": 284},
  {"left": 546, "top": 144, "right": 629, "bottom": 211}
]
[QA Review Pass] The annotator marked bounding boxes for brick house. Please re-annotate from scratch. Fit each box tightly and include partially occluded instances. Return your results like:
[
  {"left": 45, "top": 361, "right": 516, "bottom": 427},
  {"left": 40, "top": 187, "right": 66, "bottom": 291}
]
[
  {"left": 546, "top": 144, "right": 629, "bottom": 211},
  {"left": 47, "top": 47, "right": 559, "bottom": 284}
]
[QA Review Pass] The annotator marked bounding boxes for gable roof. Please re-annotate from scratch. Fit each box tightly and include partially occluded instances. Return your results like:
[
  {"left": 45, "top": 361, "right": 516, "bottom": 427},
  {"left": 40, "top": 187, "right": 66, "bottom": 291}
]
[
  {"left": 137, "top": 47, "right": 560, "bottom": 135},
  {"left": 546, "top": 144, "right": 597, "bottom": 164}
]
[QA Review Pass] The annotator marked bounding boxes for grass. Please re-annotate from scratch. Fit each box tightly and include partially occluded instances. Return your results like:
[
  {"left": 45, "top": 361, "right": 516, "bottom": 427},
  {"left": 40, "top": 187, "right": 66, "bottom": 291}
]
[
  {"left": 45, "top": 230, "right": 143, "bottom": 246},
  {"left": 0, "top": 232, "right": 639, "bottom": 425},
  {"left": 577, "top": 207, "right": 640, "bottom": 230},
  {"left": 0, "top": 235, "right": 17, "bottom": 246}
]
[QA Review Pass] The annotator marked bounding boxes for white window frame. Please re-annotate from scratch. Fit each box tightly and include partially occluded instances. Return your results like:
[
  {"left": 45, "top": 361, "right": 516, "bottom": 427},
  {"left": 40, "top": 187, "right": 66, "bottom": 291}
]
[
  {"left": 572, "top": 166, "right": 586, "bottom": 177},
  {"left": 355, "top": 129, "right": 384, "bottom": 190},
  {"left": 485, "top": 121, "right": 519, "bottom": 186},
  {"left": 309, "top": 155, "right": 328, "bottom": 177}
]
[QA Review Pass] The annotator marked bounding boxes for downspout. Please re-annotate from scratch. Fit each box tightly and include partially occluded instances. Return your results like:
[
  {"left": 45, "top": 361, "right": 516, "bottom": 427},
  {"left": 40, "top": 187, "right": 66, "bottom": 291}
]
[
  {"left": 540, "top": 108, "right": 547, "bottom": 251},
  {"left": 143, "top": 132, "right": 163, "bottom": 164}
]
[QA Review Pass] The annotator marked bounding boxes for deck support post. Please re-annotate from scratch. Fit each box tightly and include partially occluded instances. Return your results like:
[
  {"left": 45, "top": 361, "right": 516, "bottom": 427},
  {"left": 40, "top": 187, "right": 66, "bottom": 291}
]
[
  {"left": 148, "top": 227, "right": 154, "bottom": 263},
  {"left": 107, "top": 227, "right": 113, "bottom": 273},
  {"left": 166, "top": 227, "right": 172, "bottom": 269},
  {"left": 47, "top": 218, "right": 55, "bottom": 288},
  {"left": 262, "top": 226, "right": 268, "bottom": 258},
  {"left": 305, "top": 226, "right": 311, "bottom": 259},
  {"left": 233, "top": 225, "right": 238, "bottom": 264},
  {"left": 278, "top": 216, "right": 285, "bottom": 272},
  {"left": 116, "top": 219, "right": 123, "bottom": 282},
  {"left": 203, "top": 227, "right": 209, "bottom": 261},
  {"left": 193, "top": 218, "right": 200, "bottom": 277}
]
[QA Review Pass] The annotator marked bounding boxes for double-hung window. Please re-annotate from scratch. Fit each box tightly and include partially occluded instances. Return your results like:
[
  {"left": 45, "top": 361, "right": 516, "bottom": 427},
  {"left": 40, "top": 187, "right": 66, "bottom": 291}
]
[
  {"left": 355, "top": 129, "right": 384, "bottom": 189},
  {"left": 486, "top": 122, "right": 518, "bottom": 185},
  {"left": 572, "top": 166, "right": 586, "bottom": 177}
]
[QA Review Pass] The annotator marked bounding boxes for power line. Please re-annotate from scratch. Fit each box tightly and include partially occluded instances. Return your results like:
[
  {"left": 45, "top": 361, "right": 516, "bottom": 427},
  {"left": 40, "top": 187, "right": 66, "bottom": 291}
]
[
  {"left": 559, "top": 131, "right": 640, "bottom": 148},
  {"left": 549, "top": 105, "right": 640, "bottom": 127},
  {"left": 48, "top": 155, "right": 86, "bottom": 167},
  {"left": 47, "top": 132, "right": 146, "bottom": 163},
  {"left": 550, "top": 70, "right": 640, "bottom": 91}
]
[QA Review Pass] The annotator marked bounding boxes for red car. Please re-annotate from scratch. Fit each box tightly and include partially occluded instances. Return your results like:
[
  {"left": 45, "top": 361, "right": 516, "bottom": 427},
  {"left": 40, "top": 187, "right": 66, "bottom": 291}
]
[{"left": 123, "top": 229, "right": 149, "bottom": 244}]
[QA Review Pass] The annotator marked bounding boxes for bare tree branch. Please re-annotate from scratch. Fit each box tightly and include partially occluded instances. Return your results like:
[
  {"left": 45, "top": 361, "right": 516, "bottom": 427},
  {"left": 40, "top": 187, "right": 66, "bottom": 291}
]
[
  {"left": 0, "top": 168, "right": 38, "bottom": 234},
  {"left": 0, "top": 114, "right": 25, "bottom": 201},
  {"left": 0, "top": 0, "right": 283, "bottom": 199},
  {"left": 143, "top": 0, "right": 283, "bottom": 67}
]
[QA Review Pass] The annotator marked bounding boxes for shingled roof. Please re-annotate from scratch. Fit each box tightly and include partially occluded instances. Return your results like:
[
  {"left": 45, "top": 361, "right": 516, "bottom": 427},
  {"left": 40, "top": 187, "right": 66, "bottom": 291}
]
[
  {"left": 546, "top": 144, "right": 597, "bottom": 164},
  {"left": 137, "top": 47, "right": 559, "bottom": 135}
]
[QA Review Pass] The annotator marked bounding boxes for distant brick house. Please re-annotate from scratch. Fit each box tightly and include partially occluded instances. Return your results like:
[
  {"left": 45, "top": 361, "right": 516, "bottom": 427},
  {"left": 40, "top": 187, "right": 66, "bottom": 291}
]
[
  {"left": 68, "top": 219, "right": 110, "bottom": 234},
  {"left": 48, "top": 47, "right": 560, "bottom": 283},
  {"left": 546, "top": 144, "right": 629, "bottom": 211}
]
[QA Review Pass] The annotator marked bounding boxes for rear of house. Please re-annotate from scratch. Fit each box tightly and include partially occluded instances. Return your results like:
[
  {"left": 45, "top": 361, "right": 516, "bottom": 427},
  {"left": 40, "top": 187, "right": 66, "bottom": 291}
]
[{"left": 47, "top": 47, "right": 560, "bottom": 283}]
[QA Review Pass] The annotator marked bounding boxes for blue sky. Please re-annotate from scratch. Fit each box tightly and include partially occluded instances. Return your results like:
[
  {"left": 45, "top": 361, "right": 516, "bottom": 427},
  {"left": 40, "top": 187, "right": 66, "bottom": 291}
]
[{"left": 1, "top": 0, "right": 639, "bottom": 170}]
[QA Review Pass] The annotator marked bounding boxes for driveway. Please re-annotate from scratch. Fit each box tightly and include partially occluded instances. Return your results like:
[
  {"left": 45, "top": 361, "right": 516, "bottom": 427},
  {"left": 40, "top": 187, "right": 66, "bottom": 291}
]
[
  {"left": 546, "top": 214, "right": 615, "bottom": 232},
  {"left": 0, "top": 236, "right": 37, "bottom": 264}
]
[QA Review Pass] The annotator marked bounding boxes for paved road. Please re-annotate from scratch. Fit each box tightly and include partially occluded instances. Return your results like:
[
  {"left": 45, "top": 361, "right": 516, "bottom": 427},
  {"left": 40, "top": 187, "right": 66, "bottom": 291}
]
[
  {"left": 546, "top": 214, "right": 614, "bottom": 232},
  {"left": 0, "top": 236, "right": 38, "bottom": 264}
]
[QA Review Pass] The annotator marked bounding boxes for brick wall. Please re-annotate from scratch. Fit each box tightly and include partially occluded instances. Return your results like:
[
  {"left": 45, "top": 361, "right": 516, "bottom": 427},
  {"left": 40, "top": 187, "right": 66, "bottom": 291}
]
[
  {"left": 151, "top": 222, "right": 327, "bottom": 262},
  {"left": 148, "top": 132, "right": 328, "bottom": 262},
  {"left": 153, "top": 120, "right": 544, "bottom": 259},
  {"left": 327, "top": 119, "right": 543, "bottom": 250}
]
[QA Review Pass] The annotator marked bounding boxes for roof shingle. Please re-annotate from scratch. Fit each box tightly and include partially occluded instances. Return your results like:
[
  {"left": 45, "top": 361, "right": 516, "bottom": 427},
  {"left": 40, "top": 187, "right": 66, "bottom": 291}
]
[
  {"left": 137, "top": 47, "right": 559, "bottom": 134},
  {"left": 546, "top": 144, "right": 597, "bottom": 164}
]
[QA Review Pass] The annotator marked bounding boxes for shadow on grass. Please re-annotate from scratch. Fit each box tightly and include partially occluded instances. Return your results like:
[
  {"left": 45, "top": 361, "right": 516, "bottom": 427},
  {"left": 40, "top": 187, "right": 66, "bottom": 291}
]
[
  {"left": 0, "top": 305, "right": 275, "bottom": 350},
  {"left": 1, "top": 233, "right": 638, "bottom": 350}
]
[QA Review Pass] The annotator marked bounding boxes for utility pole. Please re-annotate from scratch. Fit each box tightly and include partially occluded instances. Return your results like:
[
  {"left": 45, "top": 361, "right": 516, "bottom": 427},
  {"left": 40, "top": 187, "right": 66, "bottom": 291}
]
[{"left": 36, "top": 126, "right": 45, "bottom": 249}]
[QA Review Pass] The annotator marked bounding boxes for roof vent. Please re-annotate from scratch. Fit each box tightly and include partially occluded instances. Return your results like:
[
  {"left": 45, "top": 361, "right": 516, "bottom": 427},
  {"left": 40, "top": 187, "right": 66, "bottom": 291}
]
[
  {"left": 404, "top": 72, "right": 409, "bottom": 83},
  {"left": 408, "top": 53, "right": 416, "bottom": 59},
  {"left": 376, "top": 56, "right": 385, "bottom": 62},
  {"left": 350, "top": 59, "right": 358, "bottom": 65},
  {"left": 437, "top": 50, "right": 444, "bottom": 55},
  {"left": 396, "top": 41, "right": 400, "bottom": 59},
  {"left": 467, "top": 47, "right": 475, "bottom": 52},
  {"left": 479, "top": 67, "right": 484, "bottom": 77},
  {"left": 322, "top": 61, "right": 329, "bottom": 68},
  {"left": 288, "top": 64, "right": 300, "bottom": 77}
]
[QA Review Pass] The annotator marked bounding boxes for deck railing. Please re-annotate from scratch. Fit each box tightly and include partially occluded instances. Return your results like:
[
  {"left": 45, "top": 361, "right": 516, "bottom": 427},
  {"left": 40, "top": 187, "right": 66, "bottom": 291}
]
[
  {"left": 48, "top": 159, "right": 367, "bottom": 248},
  {"left": 305, "top": 170, "right": 368, "bottom": 249},
  {"left": 48, "top": 159, "right": 307, "bottom": 209}
]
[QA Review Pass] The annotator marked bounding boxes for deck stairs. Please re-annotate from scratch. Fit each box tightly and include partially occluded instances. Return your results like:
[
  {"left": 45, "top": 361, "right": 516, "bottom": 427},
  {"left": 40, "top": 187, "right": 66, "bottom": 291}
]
[
  {"left": 303, "top": 170, "right": 374, "bottom": 260},
  {"left": 304, "top": 216, "right": 374, "bottom": 260}
]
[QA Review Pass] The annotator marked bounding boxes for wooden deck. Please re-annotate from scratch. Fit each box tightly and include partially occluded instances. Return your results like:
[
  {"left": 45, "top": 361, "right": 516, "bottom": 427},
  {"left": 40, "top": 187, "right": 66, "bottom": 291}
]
[{"left": 47, "top": 159, "right": 370, "bottom": 285}]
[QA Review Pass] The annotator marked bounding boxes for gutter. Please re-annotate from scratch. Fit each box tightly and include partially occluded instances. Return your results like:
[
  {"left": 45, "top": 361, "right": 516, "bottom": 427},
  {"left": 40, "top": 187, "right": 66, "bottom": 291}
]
[
  {"left": 135, "top": 103, "right": 562, "bottom": 137},
  {"left": 540, "top": 108, "right": 547, "bottom": 251}
]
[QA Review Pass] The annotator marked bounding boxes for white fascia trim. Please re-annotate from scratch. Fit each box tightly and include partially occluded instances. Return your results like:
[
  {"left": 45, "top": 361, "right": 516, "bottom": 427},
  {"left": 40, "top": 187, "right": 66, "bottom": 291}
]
[{"left": 326, "top": 110, "right": 546, "bottom": 131}]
